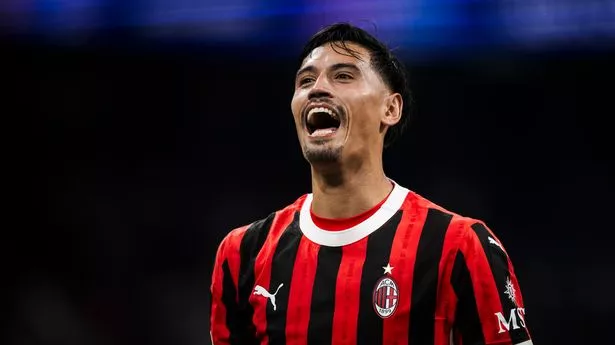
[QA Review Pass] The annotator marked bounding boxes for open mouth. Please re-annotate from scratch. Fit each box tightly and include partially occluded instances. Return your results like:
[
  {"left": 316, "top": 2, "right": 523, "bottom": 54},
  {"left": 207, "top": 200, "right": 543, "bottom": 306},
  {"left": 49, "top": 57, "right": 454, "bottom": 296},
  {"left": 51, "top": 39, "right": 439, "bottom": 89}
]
[{"left": 306, "top": 107, "right": 341, "bottom": 137}]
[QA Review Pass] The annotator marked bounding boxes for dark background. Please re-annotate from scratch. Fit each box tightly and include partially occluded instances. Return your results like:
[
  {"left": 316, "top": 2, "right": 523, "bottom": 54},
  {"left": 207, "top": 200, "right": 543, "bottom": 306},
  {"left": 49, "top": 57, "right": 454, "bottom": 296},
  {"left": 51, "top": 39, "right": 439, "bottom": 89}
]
[{"left": 5, "top": 1, "right": 615, "bottom": 344}]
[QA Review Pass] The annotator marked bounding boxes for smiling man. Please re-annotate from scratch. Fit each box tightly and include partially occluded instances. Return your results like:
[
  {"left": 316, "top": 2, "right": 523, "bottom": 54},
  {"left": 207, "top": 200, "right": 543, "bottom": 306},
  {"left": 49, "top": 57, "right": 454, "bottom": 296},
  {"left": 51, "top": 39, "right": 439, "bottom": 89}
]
[{"left": 210, "top": 23, "right": 533, "bottom": 345}]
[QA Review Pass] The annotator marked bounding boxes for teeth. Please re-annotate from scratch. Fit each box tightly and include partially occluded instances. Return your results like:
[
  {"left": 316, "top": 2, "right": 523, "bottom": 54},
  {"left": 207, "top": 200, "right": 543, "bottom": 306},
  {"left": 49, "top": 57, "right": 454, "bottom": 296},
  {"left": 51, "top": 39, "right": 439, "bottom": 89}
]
[
  {"left": 307, "top": 107, "right": 337, "bottom": 119},
  {"left": 310, "top": 128, "right": 337, "bottom": 137}
]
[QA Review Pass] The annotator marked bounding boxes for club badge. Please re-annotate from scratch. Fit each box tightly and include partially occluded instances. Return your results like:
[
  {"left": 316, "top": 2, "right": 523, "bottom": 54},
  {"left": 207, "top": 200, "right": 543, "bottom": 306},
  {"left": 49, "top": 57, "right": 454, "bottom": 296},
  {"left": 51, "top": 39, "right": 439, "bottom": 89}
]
[{"left": 372, "top": 263, "right": 398, "bottom": 319}]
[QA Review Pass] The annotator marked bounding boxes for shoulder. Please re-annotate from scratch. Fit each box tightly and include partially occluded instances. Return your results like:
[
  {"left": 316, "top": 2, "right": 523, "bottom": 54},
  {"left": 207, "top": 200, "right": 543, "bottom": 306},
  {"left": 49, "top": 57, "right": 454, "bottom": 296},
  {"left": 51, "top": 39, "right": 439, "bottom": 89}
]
[
  {"left": 402, "top": 188, "right": 503, "bottom": 252},
  {"left": 215, "top": 194, "right": 308, "bottom": 255}
]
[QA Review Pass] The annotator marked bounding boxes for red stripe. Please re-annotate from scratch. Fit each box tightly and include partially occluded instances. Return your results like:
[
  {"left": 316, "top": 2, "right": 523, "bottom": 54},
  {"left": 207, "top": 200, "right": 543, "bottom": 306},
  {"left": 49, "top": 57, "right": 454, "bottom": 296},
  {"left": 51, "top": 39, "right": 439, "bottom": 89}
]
[
  {"left": 498, "top": 235, "right": 525, "bottom": 309},
  {"left": 461, "top": 229, "right": 512, "bottom": 344},
  {"left": 285, "top": 236, "right": 319, "bottom": 345},
  {"left": 386, "top": 287, "right": 390, "bottom": 309},
  {"left": 486, "top": 225, "right": 531, "bottom": 339},
  {"left": 382, "top": 287, "right": 386, "bottom": 307},
  {"left": 383, "top": 194, "right": 429, "bottom": 345},
  {"left": 210, "top": 226, "right": 249, "bottom": 343},
  {"left": 227, "top": 226, "right": 250, "bottom": 299},
  {"left": 434, "top": 217, "right": 465, "bottom": 345},
  {"left": 250, "top": 210, "right": 296, "bottom": 344},
  {"left": 210, "top": 241, "right": 230, "bottom": 342},
  {"left": 455, "top": 331, "right": 463, "bottom": 345},
  {"left": 510, "top": 270, "right": 524, "bottom": 307},
  {"left": 331, "top": 238, "right": 368, "bottom": 345},
  {"left": 383, "top": 287, "right": 387, "bottom": 309},
  {"left": 507, "top": 249, "right": 532, "bottom": 340}
]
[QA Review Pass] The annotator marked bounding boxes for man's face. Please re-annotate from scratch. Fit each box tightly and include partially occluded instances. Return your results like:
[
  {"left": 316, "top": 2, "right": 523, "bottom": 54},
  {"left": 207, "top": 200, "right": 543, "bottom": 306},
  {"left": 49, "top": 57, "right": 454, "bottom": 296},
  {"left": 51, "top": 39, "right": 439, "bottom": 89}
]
[{"left": 291, "top": 42, "right": 392, "bottom": 164}]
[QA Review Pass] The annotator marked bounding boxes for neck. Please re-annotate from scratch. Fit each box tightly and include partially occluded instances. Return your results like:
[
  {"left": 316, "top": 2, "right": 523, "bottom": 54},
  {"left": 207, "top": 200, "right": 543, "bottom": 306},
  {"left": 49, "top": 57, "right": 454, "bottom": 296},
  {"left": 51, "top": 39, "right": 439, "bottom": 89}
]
[{"left": 309, "top": 155, "right": 393, "bottom": 219}]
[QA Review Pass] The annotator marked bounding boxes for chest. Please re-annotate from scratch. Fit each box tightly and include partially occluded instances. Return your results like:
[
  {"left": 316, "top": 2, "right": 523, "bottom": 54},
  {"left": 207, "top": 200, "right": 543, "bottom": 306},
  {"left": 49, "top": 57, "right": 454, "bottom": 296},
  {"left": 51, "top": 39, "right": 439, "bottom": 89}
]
[{"left": 247, "top": 236, "right": 452, "bottom": 342}]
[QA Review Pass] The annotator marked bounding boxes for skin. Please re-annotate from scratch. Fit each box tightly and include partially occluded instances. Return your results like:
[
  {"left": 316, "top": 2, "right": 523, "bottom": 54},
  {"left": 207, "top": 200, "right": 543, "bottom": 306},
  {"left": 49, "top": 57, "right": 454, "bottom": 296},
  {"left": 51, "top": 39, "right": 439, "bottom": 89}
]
[{"left": 291, "top": 42, "right": 403, "bottom": 219}]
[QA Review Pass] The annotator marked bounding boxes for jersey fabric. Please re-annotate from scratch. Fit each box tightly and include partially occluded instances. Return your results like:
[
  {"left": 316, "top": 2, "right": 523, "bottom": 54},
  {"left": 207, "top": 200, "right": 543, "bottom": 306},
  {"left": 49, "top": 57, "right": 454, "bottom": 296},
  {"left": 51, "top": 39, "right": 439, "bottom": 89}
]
[{"left": 210, "top": 182, "right": 532, "bottom": 345}]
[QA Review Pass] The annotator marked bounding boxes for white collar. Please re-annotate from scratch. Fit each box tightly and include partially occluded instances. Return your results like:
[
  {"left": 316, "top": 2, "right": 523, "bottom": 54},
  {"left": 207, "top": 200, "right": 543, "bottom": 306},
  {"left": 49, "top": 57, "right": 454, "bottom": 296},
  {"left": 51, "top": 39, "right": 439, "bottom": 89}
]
[{"left": 299, "top": 181, "right": 409, "bottom": 247}]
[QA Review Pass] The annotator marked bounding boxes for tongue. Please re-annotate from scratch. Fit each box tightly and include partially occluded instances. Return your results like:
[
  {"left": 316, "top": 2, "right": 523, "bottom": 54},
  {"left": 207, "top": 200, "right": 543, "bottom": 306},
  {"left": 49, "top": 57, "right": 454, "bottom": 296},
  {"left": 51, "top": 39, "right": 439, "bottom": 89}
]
[{"left": 311, "top": 128, "right": 337, "bottom": 136}]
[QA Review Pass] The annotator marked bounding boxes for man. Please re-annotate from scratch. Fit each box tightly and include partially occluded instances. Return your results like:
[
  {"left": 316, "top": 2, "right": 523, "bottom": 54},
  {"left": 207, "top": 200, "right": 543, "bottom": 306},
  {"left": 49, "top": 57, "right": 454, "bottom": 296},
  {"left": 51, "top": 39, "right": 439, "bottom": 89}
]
[{"left": 210, "top": 23, "right": 532, "bottom": 345}]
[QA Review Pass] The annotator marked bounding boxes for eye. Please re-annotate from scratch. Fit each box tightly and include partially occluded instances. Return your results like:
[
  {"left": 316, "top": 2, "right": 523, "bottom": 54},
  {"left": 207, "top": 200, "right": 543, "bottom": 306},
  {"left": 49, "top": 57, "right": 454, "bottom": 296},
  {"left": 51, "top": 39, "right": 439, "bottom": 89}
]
[
  {"left": 298, "top": 76, "right": 315, "bottom": 86},
  {"left": 336, "top": 73, "right": 353, "bottom": 80}
]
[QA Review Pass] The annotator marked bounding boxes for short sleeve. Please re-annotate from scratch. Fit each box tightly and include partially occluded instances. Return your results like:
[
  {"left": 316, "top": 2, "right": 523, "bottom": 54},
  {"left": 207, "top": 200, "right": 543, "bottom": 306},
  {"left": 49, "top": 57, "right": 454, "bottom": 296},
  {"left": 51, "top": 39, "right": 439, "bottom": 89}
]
[
  {"left": 210, "top": 225, "right": 257, "bottom": 345},
  {"left": 450, "top": 221, "right": 532, "bottom": 345}
]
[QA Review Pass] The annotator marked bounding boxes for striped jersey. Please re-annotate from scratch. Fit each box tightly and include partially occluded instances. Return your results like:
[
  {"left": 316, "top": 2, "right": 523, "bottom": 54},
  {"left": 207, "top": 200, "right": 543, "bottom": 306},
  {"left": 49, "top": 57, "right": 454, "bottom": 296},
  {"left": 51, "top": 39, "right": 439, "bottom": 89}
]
[{"left": 210, "top": 182, "right": 532, "bottom": 345}]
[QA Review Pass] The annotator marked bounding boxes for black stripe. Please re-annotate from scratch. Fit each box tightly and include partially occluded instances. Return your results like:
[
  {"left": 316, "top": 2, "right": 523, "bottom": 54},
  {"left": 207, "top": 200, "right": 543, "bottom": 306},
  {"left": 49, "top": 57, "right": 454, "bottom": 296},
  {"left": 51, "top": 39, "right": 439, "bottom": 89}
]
[
  {"left": 220, "top": 260, "right": 243, "bottom": 344},
  {"left": 357, "top": 211, "right": 403, "bottom": 345},
  {"left": 470, "top": 223, "right": 530, "bottom": 343},
  {"left": 237, "top": 213, "right": 276, "bottom": 345},
  {"left": 409, "top": 208, "right": 453, "bottom": 345},
  {"left": 307, "top": 245, "right": 343, "bottom": 345},
  {"left": 451, "top": 251, "right": 485, "bottom": 345},
  {"left": 267, "top": 213, "right": 302, "bottom": 345}
]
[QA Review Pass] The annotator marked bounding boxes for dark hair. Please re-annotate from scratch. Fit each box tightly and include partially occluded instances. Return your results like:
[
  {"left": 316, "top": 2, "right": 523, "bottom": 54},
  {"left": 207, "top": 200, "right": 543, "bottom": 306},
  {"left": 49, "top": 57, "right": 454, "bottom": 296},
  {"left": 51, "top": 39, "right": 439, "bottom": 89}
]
[{"left": 298, "top": 22, "right": 412, "bottom": 147}]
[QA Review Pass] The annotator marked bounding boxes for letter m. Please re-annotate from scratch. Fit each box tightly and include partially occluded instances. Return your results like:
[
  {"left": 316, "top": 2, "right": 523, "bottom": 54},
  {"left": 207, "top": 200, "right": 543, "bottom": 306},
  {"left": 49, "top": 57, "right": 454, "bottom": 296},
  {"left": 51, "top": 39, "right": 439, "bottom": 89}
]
[{"left": 494, "top": 309, "right": 520, "bottom": 334}]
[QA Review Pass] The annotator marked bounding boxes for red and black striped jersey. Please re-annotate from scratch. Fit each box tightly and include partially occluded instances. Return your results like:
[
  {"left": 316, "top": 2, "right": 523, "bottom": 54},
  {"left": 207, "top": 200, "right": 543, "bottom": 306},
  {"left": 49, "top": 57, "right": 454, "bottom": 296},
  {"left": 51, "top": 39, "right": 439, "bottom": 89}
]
[{"left": 210, "top": 182, "right": 532, "bottom": 345}]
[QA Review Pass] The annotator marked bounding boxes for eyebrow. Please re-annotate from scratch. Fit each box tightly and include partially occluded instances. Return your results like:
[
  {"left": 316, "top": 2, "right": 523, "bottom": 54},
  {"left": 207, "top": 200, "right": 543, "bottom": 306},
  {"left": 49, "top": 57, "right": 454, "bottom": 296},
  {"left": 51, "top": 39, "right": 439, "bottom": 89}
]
[{"left": 295, "top": 63, "right": 361, "bottom": 78}]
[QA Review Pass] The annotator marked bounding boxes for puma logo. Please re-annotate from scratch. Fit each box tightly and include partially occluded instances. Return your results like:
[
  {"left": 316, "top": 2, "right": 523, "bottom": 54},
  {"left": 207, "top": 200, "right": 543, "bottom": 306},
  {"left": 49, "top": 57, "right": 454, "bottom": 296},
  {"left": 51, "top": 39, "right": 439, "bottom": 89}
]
[{"left": 253, "top": 283, "right": 284, "bottom": 311}]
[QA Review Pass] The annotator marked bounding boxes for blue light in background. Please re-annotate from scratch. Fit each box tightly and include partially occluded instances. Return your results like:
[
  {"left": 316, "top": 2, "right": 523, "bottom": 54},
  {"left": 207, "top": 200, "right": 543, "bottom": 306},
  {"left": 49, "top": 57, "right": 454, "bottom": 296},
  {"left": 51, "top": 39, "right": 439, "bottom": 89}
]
[
  {"left": 499, "top": 0, "right": 615, "bottom": 47},
  {"left": 1, "top": 0, "right": 614, "bottom": 56},
  {"left": 31, "top": 0, "right": 106, "bottom": 36}
]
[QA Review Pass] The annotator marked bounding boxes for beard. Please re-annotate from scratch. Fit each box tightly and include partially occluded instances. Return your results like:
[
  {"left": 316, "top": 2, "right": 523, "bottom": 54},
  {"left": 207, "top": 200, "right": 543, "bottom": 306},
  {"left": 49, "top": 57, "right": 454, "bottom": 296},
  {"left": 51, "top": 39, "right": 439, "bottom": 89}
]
[{"left": 302, "top": 141, "right": 343, "bottom": 163}]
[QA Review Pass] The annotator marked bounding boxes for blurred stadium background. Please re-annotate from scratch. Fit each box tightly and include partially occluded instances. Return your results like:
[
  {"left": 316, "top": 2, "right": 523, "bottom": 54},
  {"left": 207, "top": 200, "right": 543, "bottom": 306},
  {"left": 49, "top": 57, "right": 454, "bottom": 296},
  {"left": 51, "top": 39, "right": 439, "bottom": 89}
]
[{"left": 5, "top": 1, "right": 614, "bottom": 344}]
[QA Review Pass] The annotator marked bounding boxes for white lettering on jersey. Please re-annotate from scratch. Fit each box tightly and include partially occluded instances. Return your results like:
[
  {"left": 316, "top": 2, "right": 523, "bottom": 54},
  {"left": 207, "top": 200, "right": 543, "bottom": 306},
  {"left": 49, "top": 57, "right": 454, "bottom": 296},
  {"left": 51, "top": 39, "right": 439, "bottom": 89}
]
[{"left": 495, "top": 308, "right": 527, "bottom": 333}]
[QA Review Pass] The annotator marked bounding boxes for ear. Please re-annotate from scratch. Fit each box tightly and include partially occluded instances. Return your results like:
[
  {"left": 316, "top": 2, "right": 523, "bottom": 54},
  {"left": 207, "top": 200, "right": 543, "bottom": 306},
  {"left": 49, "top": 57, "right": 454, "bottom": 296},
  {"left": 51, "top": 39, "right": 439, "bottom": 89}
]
[{"left": 381, "top": 93, "right": 403, "bottom": 127}]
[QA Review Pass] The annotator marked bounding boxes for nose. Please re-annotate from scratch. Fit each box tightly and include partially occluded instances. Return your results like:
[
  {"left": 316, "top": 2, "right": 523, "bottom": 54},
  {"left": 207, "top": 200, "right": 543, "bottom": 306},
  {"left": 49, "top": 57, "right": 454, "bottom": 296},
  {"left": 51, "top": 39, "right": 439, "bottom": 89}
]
[{"left": 308, "top": 75, "right": 333, "bottom": 100}]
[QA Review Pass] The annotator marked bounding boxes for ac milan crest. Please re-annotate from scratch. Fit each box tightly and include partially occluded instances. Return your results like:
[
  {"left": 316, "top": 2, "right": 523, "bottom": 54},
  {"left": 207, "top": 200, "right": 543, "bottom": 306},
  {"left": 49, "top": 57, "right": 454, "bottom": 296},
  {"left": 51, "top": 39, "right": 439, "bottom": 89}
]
[{"left": 372, "top": 265, "right": 399, "bottom": 319}]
